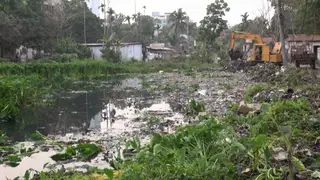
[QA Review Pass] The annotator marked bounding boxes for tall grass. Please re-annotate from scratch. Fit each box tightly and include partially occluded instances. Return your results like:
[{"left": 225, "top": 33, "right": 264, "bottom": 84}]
[
  {"left": 0, "top": 59, "right": 218, "bottom": 78},
  {"left": 0, "top": 59, "right": 217, "bottom": 120}
]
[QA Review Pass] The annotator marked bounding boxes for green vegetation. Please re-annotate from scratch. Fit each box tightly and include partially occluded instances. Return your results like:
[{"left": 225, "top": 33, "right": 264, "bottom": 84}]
[
  {"left": 244, "top": 83, "right": 270, "bottom": 103},
  {"left": 0, "top": 131, "right": 37, "bottom": 167},
  {"left": 51, "top": 143, "right": 101, "bottom": 162},
  {"left": 0, "top": 60, "right": 217, "bottom": 77},
  {"left": 185, "top": 99, "right": 205, "bottom": 117},
  {"left": 115, "top": 98, "right": 319, "bottom": 179},
  {"left": 219, "top": 83, "right": 233, "bottom": 90},
  {"left": 0, "top": 60, "right": 217, "bottom": 122}
]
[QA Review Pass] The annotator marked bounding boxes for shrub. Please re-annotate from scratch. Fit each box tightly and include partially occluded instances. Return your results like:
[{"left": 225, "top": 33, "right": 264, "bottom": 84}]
[
  {"left": 0, "top": 58, "right": 9, "bottom": 62},
  {"left": 120, "top": 118, "right": 246, "bottom": 179},
  {"left": 52, "top": 53, "right": 78, "bottom": 62},
  {"left": 76, "top": 45, "right": 92, "bottom": 59},
  {"left": 100, "top": 42, "right": 122, "bottom": 63},
  {"left": 244, "top": 83, "right": 270, "bottom": 103},
  {"left": 54, "top": 37, "right": 92, "bottom": 60},
  {"left": 247, "top": 98, "right": 312, "bottom": 134}
]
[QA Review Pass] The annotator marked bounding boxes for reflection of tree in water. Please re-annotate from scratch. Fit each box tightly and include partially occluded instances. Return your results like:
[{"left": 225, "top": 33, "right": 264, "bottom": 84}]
[{"left": 5, "top": 85, "right": 153, "bottom": 141}]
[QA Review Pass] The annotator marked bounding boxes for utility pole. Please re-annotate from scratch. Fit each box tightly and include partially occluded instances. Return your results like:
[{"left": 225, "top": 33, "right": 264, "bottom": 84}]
[
  {"left": 107, "top": 0, "right": 110, "bottom": 36},
  {"left": 84, "top": 0, "right": 87, "bottom": 44},
  {"left": 103, "top": 0, "right": 106, "bottom": 46},
  {"left": 276, "top": 0, "right": 288, "bottom": 69},
  {"left": 187, "top": 18, "right": 189, "bottom": 54}
]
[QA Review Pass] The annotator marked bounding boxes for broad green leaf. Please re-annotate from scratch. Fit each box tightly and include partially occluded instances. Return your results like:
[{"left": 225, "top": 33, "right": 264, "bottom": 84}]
[
  {"left": 76, "top": 143, "right": 101, "bottom": 160},
  {"left": 30, "top": 131, "right": 45, "bottom": 141},
  {"left": 252, "top": 134, "right": 268, "bottom": 150},
  {"left": 50, "top": 153, "right": 72, "bottom": 161},
  {"left": 66, "top": 146, "right": 76, "bottom": 156},
  {"left": 104, "top": 169, "right": 114, "bottom": 180},
  {"left": 8, "top": 154, "right": 21, "bottom": 163},
  {"left": 291, "top": 156, "right": 306, "bottom": 171},
  {"left": 264, "top": 147, "right": 271, "bottom": 165},
  {"left": 232, "top": 142, "right": 246, "bottom": 151},
  {"left": 24, "top": 170, "right": 30, "bottom": 180},
  {"left": 153, "top": 144, "right": 162, "bottom": 155}
]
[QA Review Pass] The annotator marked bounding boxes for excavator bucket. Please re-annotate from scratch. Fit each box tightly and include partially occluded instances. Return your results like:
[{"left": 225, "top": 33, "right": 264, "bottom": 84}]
[{"left": 228, "top": 49, "right": 243, "bottom": 60}]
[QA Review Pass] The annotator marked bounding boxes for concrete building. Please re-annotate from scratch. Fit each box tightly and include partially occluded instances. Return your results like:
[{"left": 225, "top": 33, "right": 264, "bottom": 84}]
[
  {"left": 152, "top": 12, "right": 171, "bottom": 28},
  {"left": 84, "top": 43, "right": 143, "bottom": 61},
  {"left": 86, "top": 0, "right": 101, "bottom": 18}
]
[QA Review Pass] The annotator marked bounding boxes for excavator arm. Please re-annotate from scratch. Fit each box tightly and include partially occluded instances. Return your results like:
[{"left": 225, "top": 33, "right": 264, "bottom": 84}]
[
  {"left": 228, "top": 31, "right": 264, "bottom": 60},
  {"left": 229, "top": 31, "right": 264, "bottom": 49}
]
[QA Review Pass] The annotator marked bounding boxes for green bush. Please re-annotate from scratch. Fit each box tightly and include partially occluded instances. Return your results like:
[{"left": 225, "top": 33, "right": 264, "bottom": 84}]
[
  {"left": 120, "top": 118, "right": 246, "bottom": 179},
  {"left": 54, "top": 38, "right": 92, "bottom": 60},
  {"left": 101, "top": 46, "right": 122, "bottom": 63},
  {"left": 244, "top": 83, "right": 270, "bottom": 103},
  {"left": 76, "top": 45, "right": 92, "bottom": 59},
  {"left": 0, "top": 58, "right": 9, "bottom": 62},
  {"left": 247, "top": 98, "right": 312, "bottom": 134},
  {"left": 52, "top": 53, "right": 78, "bottom": 62}
]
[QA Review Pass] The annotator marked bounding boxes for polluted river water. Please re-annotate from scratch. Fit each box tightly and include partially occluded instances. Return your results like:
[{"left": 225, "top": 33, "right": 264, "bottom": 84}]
[
  {"left": 0, "top": 71, "right": 250, "bottom": 179},
  {"left": 0, "top": 78, "right": 186, "bottom": 179}
]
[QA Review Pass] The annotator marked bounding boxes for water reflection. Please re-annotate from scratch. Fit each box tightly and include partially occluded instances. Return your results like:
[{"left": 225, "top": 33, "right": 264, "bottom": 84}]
[{"left": 0, "top": 77, "right": 151, "bottom": 141}]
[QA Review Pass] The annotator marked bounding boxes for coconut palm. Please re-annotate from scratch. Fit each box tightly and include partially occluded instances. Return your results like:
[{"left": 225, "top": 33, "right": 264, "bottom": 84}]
[
  {"left": 132, "top": 14, "right": 137, "bottom": 23},
  {"left": 107, "top": 8, "right": 116, "bottom": 35},
  {"left": 241, "top": 12, "right": 250, "bottom": 31},
  {"left": 125, "top": 15, "right": 131, "bottom": 25},
  {"left": 168, "top": 8, "right": 188, "bottom": 35},
  {"left": 143, "top": 6, "right": 146, "bottom": 15}
]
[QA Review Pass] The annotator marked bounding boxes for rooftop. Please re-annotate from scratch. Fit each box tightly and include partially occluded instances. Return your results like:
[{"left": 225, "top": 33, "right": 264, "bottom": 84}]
[
  {"left": 82, "top": 42, "right": 142, "bottom": 47},
  {"left": 287, "top": 34, "right": 320, "bottom": 42}
]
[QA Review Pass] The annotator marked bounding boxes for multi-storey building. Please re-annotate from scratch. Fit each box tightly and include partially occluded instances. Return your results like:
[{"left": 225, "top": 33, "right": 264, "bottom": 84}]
[{"left": 152, "top": 11, "right": 171, "bottom": 28}]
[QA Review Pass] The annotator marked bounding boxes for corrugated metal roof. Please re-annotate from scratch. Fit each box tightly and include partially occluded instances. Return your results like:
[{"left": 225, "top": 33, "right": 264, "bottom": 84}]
[
  {"left": 82, "top": 42, "right": 142, "bottom": 47},
  {"left": 150, "top": 43, "right": 165, "bottom": 49},
  {"left": 287, "top": 34, "right": 320, "bottom": 42}
]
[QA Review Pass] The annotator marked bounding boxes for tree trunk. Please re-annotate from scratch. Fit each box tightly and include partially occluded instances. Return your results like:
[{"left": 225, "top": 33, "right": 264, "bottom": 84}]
[{"left": 276, "top": 0, "right": 288, "bottom": 69}]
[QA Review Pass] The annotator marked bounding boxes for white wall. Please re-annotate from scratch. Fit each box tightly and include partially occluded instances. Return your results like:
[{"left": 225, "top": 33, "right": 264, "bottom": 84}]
[
  {"left": 89, "top": 44, "right": 143, "bottom": 61},
  {"left": 120, "top": 44, "right": 143, "bottom": 61}
]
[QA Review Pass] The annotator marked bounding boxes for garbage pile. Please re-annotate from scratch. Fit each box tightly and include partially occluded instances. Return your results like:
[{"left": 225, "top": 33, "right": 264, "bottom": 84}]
[
  {"left": 251, "top": 88, "right": 306, "bottom": 103},
  {"left": 223, "top": 61, "right": 282, "bottom": 82},
  {"left": 249, "top": 63, "right": 281, "bottom": 82},
  {"left": 223, "top": 60, "right": 251, "bottom": 73}
]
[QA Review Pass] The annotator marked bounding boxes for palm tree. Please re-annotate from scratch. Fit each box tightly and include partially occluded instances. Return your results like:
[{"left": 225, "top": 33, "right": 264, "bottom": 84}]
[
  {"left": 132, "top": 14, "right": 137, "bottom": 23},
  {"left": 143, "top": 6, "right": 146, "bottom": 15},
  {"left": 241, "top": 12, "right": 250, "bottom": 31},
  {"left": 125, "top": 15, "right": 131, "bottom": 25},
  {"left": 169, "top": 8, "right": 188, "bottom": 35},
  {"left": 168, "top": 8, "right": 188, "bottom": 46},
  {"left": 107, "top": 8, "right": 115, "bottom": 35},
  {"left": 155, "top": 24, "right": 161, "bottom": 42},
  {"left": 136, "top": 12, "right": 142, "bottom": 41}
]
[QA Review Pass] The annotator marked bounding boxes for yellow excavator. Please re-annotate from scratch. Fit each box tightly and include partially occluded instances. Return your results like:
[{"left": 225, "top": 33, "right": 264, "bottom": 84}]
[{"left": 228, "top": 31, "right": 282, "bottom": 64}]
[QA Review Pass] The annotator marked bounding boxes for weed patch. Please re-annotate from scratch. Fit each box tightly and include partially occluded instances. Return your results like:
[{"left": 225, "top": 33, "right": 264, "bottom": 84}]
[{"left": 244, "top": 83, "right": 270, "bottom": 103}]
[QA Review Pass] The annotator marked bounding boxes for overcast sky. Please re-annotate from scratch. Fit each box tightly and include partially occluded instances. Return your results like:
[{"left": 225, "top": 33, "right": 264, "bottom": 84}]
[{"left": 106, "top": 0, "right": 274, "bottom": 26}]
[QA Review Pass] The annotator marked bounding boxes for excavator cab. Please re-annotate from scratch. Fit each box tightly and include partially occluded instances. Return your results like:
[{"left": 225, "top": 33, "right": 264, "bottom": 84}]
[
  {"left": 228, "top": 31, "right": 265, "bottom": 61},
  {"left": 228, "top": 31, "right": 283, "bottom": 64},
  {"left": 250, "top": 44, "right": 270, "bottom": 61},
  {"left": 249, "top": 43, "right": 282, "bottom": 63}
]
